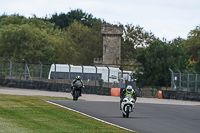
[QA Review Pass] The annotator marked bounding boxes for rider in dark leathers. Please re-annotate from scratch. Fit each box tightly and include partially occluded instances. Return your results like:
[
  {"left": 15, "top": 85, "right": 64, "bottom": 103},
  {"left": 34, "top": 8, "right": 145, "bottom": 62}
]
[{"left": 71, "top": 75, "right": 84, "bottom": 96}]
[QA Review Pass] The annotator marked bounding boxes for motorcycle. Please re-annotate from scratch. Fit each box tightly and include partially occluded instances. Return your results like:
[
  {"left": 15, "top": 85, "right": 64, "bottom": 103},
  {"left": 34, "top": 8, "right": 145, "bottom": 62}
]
[
  {"left": 72, "top": 81, "right": 83, "bottom": 101},
  {"left": 121, "top": 94, "right": 135, "bottom": 118}
]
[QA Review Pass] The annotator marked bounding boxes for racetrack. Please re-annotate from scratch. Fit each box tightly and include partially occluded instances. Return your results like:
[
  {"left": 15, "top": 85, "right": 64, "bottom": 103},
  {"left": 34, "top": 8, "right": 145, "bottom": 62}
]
[
  {"left": 49, "top": 100, "right": 200, "bottom": 133},
  {"left": 1, "top": 87, "right": 200, "bottom": 133}
]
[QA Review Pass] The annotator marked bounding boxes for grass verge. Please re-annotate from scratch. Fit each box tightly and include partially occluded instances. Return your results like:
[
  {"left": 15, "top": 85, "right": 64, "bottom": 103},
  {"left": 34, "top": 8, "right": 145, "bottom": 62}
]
[{"left": 0, "top": 94, "right": 134, "bottom": 133}]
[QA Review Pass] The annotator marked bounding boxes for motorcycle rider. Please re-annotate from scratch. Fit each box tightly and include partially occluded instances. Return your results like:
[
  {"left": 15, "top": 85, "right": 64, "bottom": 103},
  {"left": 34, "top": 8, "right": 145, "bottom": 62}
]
[
  {"left": 71, "top": 75, "right": 84, "bottom": 96},
  {"left": 120, "top": 85, "right": 136, "bottom": 110}
]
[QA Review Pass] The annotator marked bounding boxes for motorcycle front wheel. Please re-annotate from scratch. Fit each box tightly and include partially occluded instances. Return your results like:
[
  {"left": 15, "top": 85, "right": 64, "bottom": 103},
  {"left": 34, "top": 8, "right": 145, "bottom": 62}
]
[
  {"left": 125, "top": 106, "right": 130, "bottom": 118},
  {"left": 122, "top": 113, "right": 126, "bottom": 117},
  {"left": 73, "top": 90, "right": 79, "bottom": 101}
]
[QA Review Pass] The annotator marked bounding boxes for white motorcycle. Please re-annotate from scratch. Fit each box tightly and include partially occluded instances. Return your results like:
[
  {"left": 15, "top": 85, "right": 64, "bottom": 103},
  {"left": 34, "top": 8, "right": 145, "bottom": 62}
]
[{"left": 121, "top": 94, "right": 135, "bottom": 118}]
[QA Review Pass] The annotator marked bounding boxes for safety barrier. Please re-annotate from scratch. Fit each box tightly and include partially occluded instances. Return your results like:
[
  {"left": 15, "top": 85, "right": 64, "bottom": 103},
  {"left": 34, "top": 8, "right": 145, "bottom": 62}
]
[
  {"left": 2, "top": 79, "right": 111, "bottom": 95},
  {"left": 162, "top": 90, "right": 200, "bottom": 101},
  {"left": 111, "top": 88, "right": 121, "bottom": 96},
  {"left": 158, "top": 90, "right": 162, "bottom": 99}
]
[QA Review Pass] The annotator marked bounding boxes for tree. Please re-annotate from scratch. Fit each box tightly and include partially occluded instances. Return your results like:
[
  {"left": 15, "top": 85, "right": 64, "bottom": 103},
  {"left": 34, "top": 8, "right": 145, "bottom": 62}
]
[
  {"left": 136, "top": 39, "right": 188, "bottom": 87},
  {"left": 0, "top": 14, "right": 25, "bottom": 27},
  {"left": 181, "top": 25, "right": 200, "bottom": 61},
  {"left": 0, "top": 24, "right": 56, "bottom": 63},
  {"left": 47, "top": 9, "right": 99, "bottom": 29},
  {"left": 123, "top": 24, "right": 156, "bottom": 47},
  {"left": 52, "top": 29, "right": 76, "bottom": 64},
  {"left": 67, "top": 21, "right": 102, "bottom": 65},
  {"left": 0, "top": 15, "right": 60, "bottom": 63},
  {"left": 193, "top": 51, "right": 200, "bottom": 72},
  {"left": 0, "top": 14, "right": 104, "bottom": 65},
  {"left": 121, "top": 24, "right": 156, "bottom": 60}
]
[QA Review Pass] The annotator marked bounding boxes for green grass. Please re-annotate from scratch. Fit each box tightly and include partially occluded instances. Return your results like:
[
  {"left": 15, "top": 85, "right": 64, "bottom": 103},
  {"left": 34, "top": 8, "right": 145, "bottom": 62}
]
[{"left": 0, "top": 94, "right": 134, "bottom": 133}]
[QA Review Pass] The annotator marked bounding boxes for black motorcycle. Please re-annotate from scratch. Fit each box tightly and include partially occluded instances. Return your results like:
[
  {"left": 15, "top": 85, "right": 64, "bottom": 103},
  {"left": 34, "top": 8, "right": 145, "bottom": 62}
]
[{"left": 72, "top": 81, "right": 83, "bottom": 101}]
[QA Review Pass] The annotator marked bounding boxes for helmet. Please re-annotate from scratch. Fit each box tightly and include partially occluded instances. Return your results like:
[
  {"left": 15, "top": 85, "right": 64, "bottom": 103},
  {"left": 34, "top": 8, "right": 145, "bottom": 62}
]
[
  {"left": 126, "top": 85, "right": 133, "bottom": 94},
  {"left": 76, "top": 75, "right": 81, "bottom": 80}
]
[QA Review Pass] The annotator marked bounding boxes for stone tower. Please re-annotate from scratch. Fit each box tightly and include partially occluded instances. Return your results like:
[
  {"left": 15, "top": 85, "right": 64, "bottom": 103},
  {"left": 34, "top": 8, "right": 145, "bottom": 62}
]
[{"left": 94, "top": 25, "right": 123, "bottom": 67}]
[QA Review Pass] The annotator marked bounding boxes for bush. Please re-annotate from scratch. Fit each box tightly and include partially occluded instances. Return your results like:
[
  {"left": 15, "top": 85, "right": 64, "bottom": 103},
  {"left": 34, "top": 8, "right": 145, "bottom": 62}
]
[{"left": 98, "top": 79, "right": 104, "bottom": 88}]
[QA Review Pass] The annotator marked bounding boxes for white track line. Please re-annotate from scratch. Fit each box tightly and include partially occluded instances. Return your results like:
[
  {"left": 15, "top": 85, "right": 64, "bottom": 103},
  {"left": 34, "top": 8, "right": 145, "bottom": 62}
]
[{"left": 46, "top": 101, "right": 136, "bottom": 132}]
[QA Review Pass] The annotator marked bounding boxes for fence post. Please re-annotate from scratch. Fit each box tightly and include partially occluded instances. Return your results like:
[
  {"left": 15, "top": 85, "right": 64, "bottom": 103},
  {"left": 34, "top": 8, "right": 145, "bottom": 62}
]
[
  {"left": 8, "top": 59, "right": 12, "bottom": 80},
  {"left": 52, "top": 62, "right": 56, "bottom": 83},
  {"left": 119, "top": 66, "right": 123, "bottom": 79},
  {"left": 106, "top": 66, "right": 110, "bottom": 88},
  {"left": 177, "top": 69, "right": 181, "bottom": 91},
  {"left": 169, "top": 68, "right": 174, "bottom": 91},
  {"left": 193, "top": 70, "right": 198, "bottom": 92},
  {"left": 23, "top": 59, "right": 32, "bottom": 81},
  {"left": 94, "top": 65, "right": 97, "bottom": 88},
  {"left": 23, "top": 59, "right": 27, "bottom": 80},
  {"left": 185, "top": 70, "right": 189, "bottom": 92},
  {"left": 68, "top": 64, "right": 71, "bottom": 85},
  {"left": 80, "top": 64, "right": 84, "bottom": 80},
  {"left": 39, "top": 61, "right": 43, "bottom": 81}
]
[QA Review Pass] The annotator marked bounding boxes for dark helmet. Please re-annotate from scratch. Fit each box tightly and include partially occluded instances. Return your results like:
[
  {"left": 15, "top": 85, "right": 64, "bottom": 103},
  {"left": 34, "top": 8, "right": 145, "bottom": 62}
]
[{"left": 76, "top": 75, "right": 81, "bottom": 80}]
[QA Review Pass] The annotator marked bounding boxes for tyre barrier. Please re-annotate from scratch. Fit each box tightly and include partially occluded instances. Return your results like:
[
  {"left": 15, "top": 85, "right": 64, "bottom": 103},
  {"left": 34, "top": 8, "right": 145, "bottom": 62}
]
[
  {"left": 1, "top": 79, "right": 111, "bottom": 96},
  {"left": 162, "top": 90, "right": 200, "bottom": 101},
  {"left": 2, "top": 79, "right": 200, "bottom": 100}
]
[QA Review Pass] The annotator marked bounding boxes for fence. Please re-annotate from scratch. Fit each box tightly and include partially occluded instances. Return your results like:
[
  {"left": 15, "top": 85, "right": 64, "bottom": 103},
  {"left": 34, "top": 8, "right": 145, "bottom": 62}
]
[
  {"left": 1, "top": 61, "right": 51, "bottom": 82},
  {"left": 0, "top": 60, "right": 130, "bottom": 89},
  {"left": 169, "top": 68, "right": 200, "bottom": 92}
]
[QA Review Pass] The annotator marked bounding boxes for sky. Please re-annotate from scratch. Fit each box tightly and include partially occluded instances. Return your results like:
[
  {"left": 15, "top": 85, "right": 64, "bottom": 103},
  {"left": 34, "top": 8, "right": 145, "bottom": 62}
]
[{"left": 1, "top": 0, "right": 200, "bottom": 41}]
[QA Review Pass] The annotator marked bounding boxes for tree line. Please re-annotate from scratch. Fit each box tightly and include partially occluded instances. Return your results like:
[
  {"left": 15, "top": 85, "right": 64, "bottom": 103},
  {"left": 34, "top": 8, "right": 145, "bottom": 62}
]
[{"left": 0, "top": 9, "right": 199, "bottom": 87}]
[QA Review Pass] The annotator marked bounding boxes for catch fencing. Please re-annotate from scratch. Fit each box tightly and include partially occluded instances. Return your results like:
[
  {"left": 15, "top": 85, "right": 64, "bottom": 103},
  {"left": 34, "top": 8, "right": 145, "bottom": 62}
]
[
  {"left": 0, "top": 60, "right": 126, "bottom": 93},
  {"left": 169, "top": 68, "right": 200, "bottom": 92}
]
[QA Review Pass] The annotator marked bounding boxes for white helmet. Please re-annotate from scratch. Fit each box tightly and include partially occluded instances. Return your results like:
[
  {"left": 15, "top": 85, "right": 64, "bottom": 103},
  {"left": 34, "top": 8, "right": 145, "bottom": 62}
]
[{"left": 126, "top": 85, "right": 133, "bottom": 94}]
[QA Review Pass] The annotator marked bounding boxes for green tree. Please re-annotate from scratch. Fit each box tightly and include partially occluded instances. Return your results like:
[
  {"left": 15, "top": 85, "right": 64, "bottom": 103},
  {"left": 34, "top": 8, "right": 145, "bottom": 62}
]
[
  {"left": 0, "top": 14, "right": 104, "bottom": 65},
  {"left": 0, "top": 14, "right": 25, "bottom": 27},
  {"left": 181, "top": 25, "right": 200, "bottom": 60},
  {"left": 52, "top": 29, "right": 76, "bottom": 64},
  {"left": 47, "top": 9, "right": 99, "bottom": 29},
  {"left": 0, "top": 24, "right": 56, "bottom": 63},
  {"left": 193, "top": 51, "right": 200, "bottom": 72},
  {"left": 122, "top": 24, "right": 156, "bottom": 60},
  {"left": 136, "top": 39, "right": 188, "bottom": 87},
  {"left": 0, "top": 15, "right": 60, "bottom": 63},
  {"left": 67, "top": 21, "right": 102, "bottom": 65}
]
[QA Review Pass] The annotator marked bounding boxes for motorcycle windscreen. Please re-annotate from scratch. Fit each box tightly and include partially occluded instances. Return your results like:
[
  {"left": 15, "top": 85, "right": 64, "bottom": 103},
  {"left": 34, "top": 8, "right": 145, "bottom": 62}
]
[
  {"left": 125, "top": 94, "right": 132, "bottom": 100},
  {"left": 74, "top": 81, "right": 82, "bottom": 88}
]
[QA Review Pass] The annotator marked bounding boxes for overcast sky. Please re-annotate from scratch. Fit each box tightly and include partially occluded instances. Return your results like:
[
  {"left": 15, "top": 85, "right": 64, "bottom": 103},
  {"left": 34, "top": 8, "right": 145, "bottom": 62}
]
[{"left": 1, "top": 0, "right": 200, "bottom": 41}]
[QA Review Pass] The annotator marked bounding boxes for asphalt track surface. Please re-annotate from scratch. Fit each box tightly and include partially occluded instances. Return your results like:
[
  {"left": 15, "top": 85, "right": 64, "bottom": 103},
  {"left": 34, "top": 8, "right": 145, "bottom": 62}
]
[{"left": 49, "top": 100, "right": 200, "bottom": 133}]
